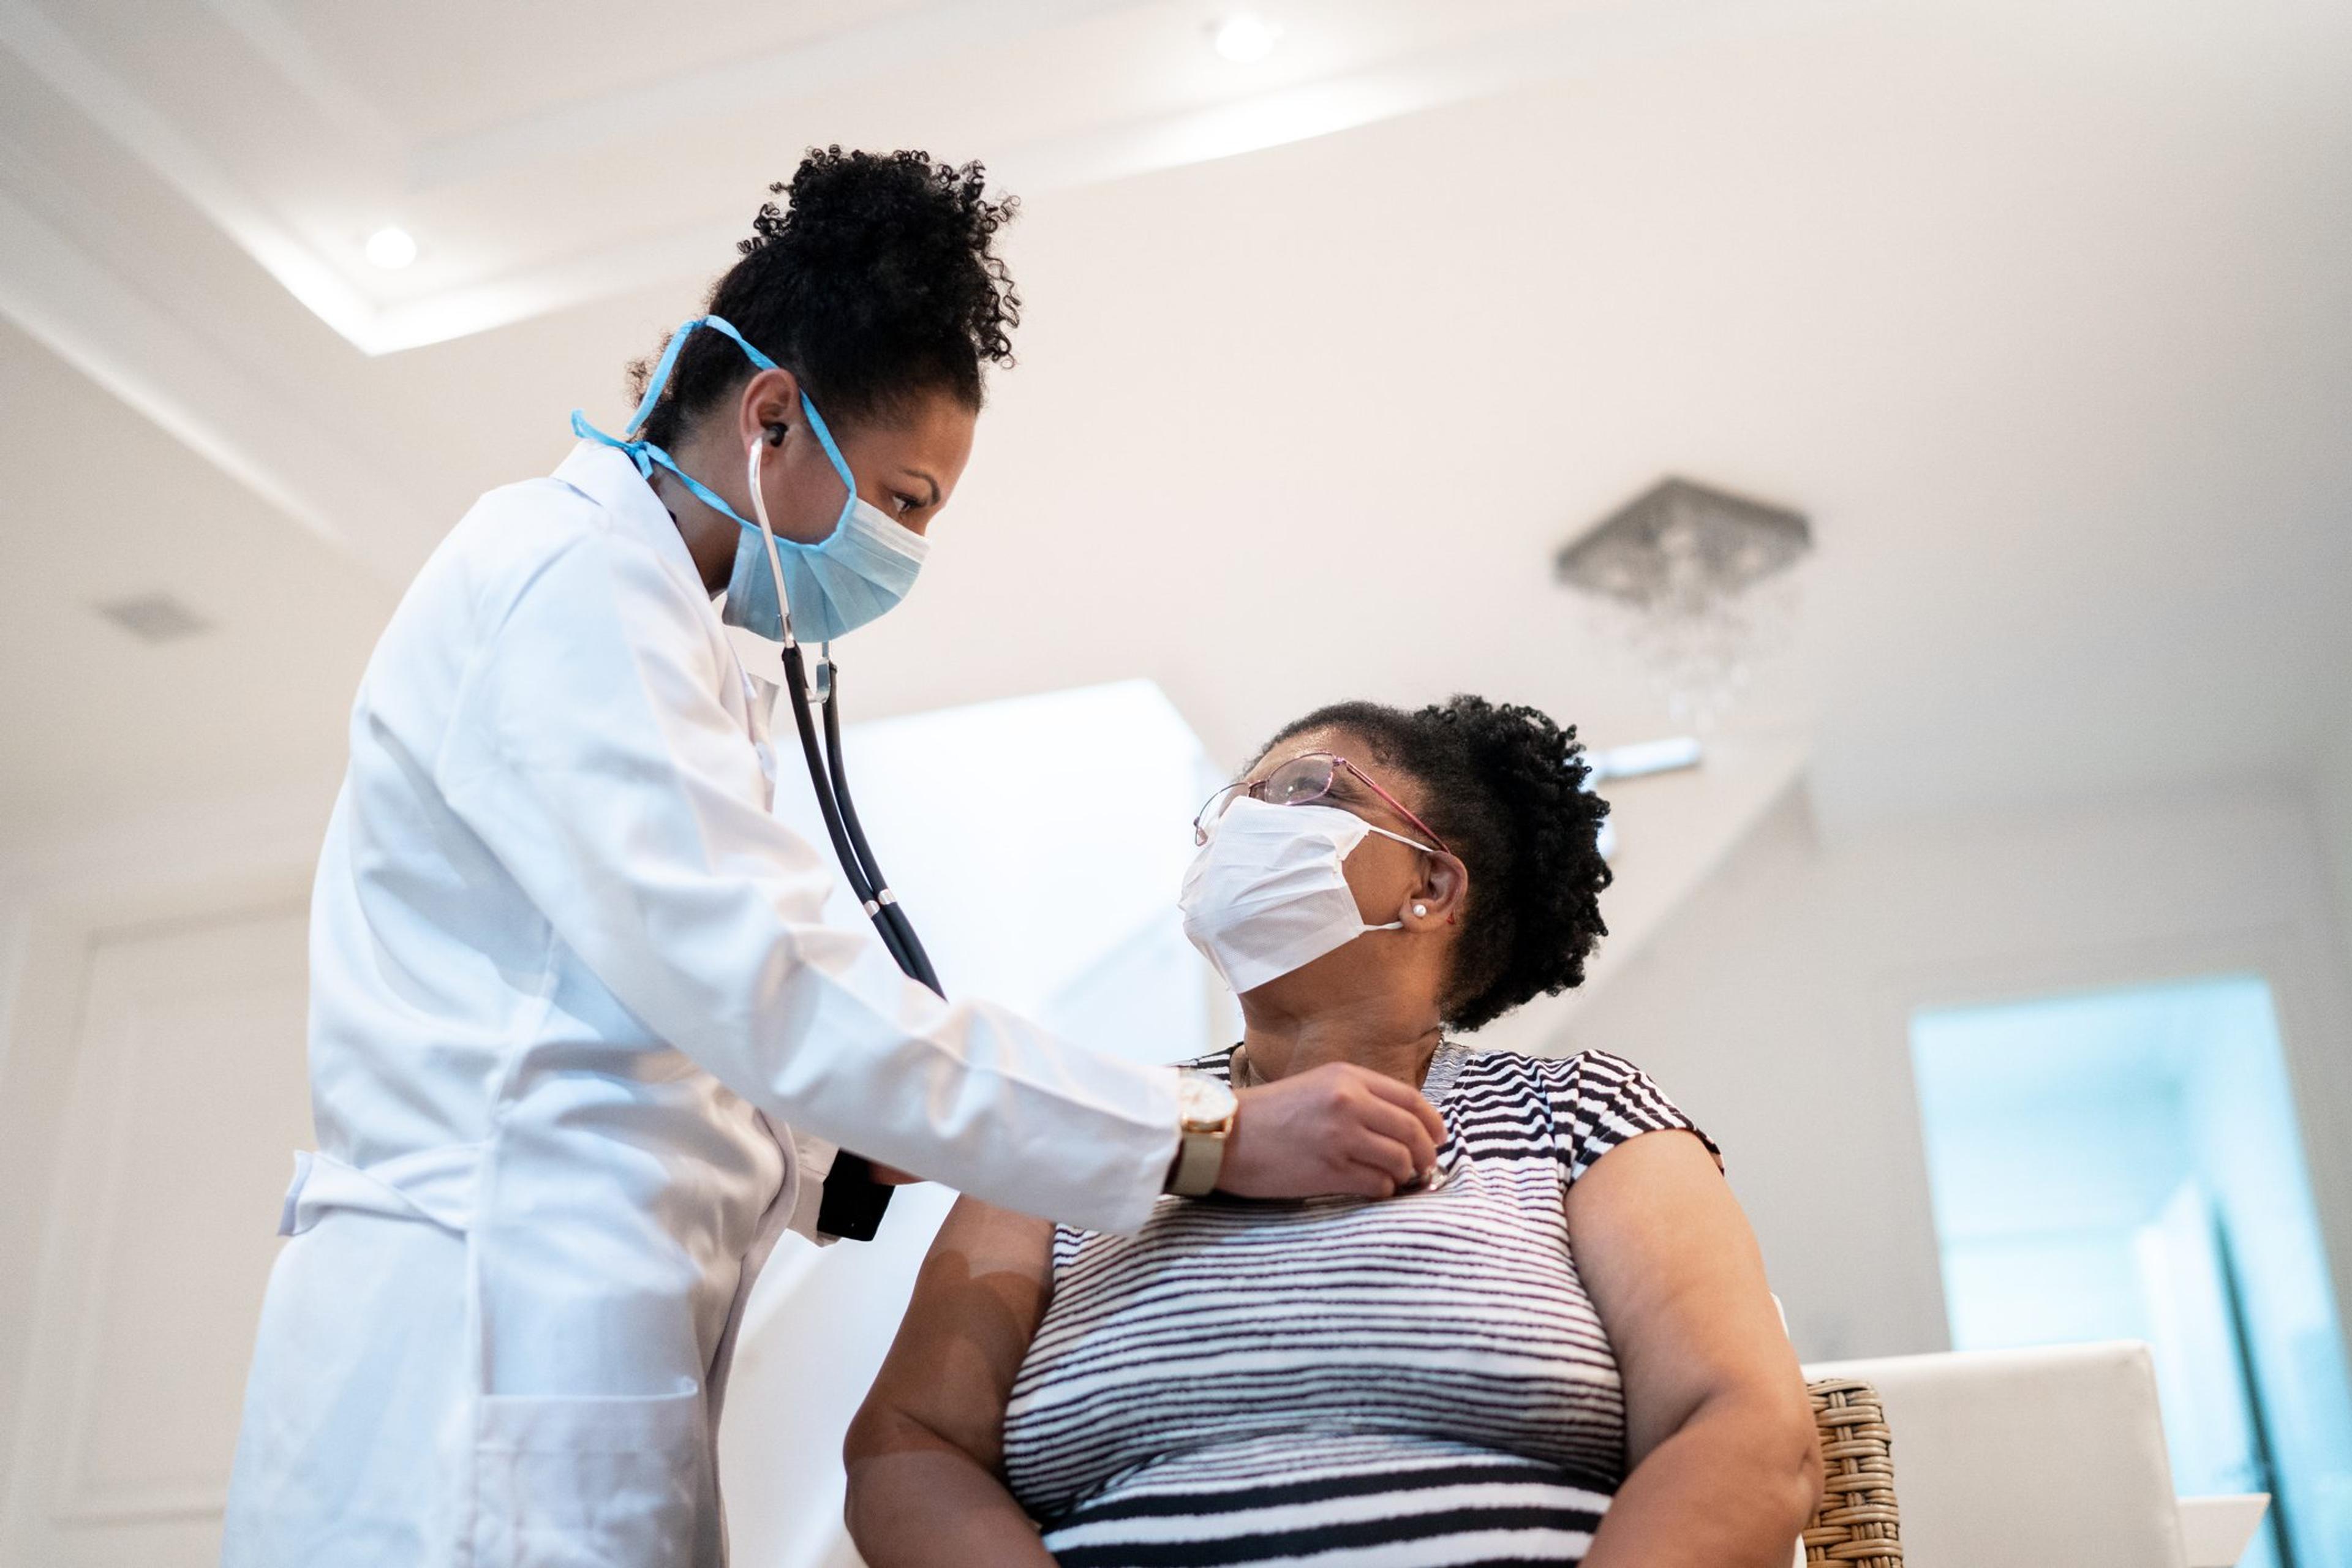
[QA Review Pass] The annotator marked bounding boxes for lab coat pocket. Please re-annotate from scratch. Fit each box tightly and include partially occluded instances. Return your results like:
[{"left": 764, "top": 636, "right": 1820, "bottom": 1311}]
[{"left": 473, "top": 1382, "right": 707, "bottom": 1568}]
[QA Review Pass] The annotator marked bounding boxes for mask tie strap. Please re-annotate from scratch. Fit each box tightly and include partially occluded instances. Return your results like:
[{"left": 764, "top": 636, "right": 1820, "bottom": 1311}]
[
  {"left": 567, "top": 412, "right": 760, "bottom": 528},
  {"left": 568, "top": 407, "right": 655, "bottom": 477},
  {"left": 567, "top": 312, "right": 801, "bottom": 541},
  {"left": 794, "top": 390, "right": 858, "bottom": 496},
  {"left": 566, "top": 312, "right": 719, "bottom": 459},
  {"left": 688, "top": 315, "right": 779, "bottom": 379},
  {"left": 622, "top": 315, "right": 703, "bottom": 435},
  {"left": 620, "top": 314, "right": 782, "bottom": 439}
]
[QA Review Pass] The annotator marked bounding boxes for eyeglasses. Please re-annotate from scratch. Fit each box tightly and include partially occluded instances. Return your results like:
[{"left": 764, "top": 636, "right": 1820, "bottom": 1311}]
[{"left": 1193, "top": 751, "right": 1453, "bottom": 853}]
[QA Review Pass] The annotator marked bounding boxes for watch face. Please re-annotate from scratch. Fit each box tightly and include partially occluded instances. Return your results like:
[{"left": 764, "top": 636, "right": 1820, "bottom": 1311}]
[{"left": 1179, "top": 1072, "right": 1238, "bottom": 1131}]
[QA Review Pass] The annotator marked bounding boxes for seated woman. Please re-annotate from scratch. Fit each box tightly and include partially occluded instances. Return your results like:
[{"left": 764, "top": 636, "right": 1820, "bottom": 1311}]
[{"left": 844, "top": 696, "right": 1820, "bottom": 1567}]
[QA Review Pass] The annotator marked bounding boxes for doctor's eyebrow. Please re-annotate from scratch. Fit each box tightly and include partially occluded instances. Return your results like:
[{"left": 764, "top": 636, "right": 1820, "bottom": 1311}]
[{"left": 898, "top": 469, "right": 942, "bottom": 507}]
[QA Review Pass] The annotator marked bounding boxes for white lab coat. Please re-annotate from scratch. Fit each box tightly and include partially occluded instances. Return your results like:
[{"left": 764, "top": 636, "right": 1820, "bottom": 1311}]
[{"left": 221, "top": 442, "right": 1180, "bottom": 1567}]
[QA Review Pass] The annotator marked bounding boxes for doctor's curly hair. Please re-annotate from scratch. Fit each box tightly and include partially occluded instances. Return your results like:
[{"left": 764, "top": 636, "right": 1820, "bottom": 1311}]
[
  {"left": 1254, "top": 696, "right": 1612, "bottom": 1033},
  {"left": 631, "top": 146, "right": 1020, "bottom": 444}
]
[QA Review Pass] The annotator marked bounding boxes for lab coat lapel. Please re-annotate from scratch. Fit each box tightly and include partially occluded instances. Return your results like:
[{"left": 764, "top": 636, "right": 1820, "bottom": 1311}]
[
  {"left": 552, "top": 441, "right": 783, "bottom": 797},
  {"left": 552, "top": 441, "right": 714, "bottom": 603}
]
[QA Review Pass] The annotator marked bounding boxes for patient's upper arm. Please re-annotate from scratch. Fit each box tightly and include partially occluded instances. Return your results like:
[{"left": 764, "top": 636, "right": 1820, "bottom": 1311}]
[
  {"left": 847, "top": 1196, "right": 1058, "bottom": 1472},
  {"left": 1566, "top": 1129, "right": 1804, "bottom": 1468}
]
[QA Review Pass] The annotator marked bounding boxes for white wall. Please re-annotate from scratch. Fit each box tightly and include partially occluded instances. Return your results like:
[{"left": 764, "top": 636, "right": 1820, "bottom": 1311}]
[
  {"left": 1560, "top": 780, "right": 2352, "bottom": 1369},
  {"left": 0, "top": 897, "right": 39, "bottom": 1470}
]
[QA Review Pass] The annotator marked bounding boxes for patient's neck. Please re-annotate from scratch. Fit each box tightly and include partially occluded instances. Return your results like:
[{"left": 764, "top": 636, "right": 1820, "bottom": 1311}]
[{"left": 1238, "top": 989, "right": 1444, "bottom": 1090}]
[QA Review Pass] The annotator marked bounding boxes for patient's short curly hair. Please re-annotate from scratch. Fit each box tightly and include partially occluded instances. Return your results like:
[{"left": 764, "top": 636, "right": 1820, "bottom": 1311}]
[
  {"left": 631, "top": 146, "right": 1020, "bottom": 444},
  {"left": 1257, "top": 696, "right": 1611, "bottom": 1033}
]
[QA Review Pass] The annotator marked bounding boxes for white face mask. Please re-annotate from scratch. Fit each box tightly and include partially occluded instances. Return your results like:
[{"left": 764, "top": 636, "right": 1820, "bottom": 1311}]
[{"left": 1178, "top": 797, "right": 1434, "bottom": 994}]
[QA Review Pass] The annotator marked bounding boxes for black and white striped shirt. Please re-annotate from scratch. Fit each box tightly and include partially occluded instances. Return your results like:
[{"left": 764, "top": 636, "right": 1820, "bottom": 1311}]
[{"left": 1000, "top": 1044, "right": 1716, "bottom": 1567}]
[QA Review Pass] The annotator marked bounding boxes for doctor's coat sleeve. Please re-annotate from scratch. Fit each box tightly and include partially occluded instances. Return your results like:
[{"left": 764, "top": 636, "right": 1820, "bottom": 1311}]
[{"left": 431, "top": 522, "right": 1180, "bottom": 1235}]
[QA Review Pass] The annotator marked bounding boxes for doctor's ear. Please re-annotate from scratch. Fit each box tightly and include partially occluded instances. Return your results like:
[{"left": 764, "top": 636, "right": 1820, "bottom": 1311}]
[{"left": 736, "top": 366, "right": 804, "bottom": 448}]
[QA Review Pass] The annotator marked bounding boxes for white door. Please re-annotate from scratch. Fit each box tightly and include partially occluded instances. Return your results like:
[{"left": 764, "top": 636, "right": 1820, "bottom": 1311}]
[{"left": 1, "top": 903, "right": 314, "bottom": 1567}]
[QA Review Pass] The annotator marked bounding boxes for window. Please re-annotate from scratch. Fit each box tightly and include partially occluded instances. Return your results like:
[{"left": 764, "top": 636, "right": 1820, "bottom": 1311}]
[{"left": 1912, "top": 976, "right": 2352, "bottom": 1568}]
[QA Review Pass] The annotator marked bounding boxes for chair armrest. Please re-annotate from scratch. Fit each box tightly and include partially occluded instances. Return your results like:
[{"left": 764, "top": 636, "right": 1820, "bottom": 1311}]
[{"left": 1801, "top": 1378, "right": 1903, "bottom": 1566}]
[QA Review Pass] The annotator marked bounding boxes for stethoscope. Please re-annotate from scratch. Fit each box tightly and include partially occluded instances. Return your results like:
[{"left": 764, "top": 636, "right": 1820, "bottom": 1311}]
[
  {"left": 575, "top": 314, "right": 941, "bottom": 1237},
  {"left": 774, "top": 635, "right": 942, "bottom": 997},
  {"left": 734, "top": 425, "right": 942, "bottom": 997},
  {"left": 737, "top": 435, "right": 940, "bottom": 1238}
]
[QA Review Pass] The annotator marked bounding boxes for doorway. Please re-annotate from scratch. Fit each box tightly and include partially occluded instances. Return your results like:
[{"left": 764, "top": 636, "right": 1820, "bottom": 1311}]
[{"left": 1910, "top": 974, "right": 2352, "bottom": 1568}]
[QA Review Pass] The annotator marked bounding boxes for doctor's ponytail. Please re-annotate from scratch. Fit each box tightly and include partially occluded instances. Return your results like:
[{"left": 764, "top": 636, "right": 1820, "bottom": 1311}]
[{"left": 630, "top": 147, "right": 1022, "bottom": 446}]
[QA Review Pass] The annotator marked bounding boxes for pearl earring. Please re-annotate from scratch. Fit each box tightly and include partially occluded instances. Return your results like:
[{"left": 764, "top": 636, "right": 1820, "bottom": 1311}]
[{"left": 1412, "top": 903, "right": 1428, "bottom": 918}]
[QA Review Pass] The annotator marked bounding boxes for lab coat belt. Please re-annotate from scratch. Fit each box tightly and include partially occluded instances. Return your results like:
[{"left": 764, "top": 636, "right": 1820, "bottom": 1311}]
[{"left": 277, "top": 1145, "right": 481, "bottom": 1237}]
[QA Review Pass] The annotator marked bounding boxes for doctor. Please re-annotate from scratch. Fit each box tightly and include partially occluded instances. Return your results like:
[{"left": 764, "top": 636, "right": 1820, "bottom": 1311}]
[{"left": 222, "top": 147, "right": 1445, "bottom": 1566}]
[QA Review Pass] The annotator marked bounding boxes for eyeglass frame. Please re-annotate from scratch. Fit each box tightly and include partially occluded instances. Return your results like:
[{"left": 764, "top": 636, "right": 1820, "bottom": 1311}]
[{"left": 1193, "top": 750, "right": 1455, "bottom": 854}]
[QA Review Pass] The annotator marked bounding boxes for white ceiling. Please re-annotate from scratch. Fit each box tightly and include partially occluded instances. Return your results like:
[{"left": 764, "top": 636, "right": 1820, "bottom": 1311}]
[
  {"left": 3, "top": 0, "right": 2350, "bottom": 851},
  {"left": 2, "top": 0, "right": 1659, "bottom": 352}
]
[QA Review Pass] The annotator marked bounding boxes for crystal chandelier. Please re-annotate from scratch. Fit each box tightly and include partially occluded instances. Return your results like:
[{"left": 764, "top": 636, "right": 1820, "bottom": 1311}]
[{"left": 1555, "top": 478, "right": 1811, "bottom": 731}]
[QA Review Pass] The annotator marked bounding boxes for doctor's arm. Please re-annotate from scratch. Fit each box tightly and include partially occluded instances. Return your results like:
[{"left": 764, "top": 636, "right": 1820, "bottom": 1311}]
[
  {"left": 1570, "top": 1132, "right": 1822, "bottom": 1567},
  {"left": 436, "top": 530, "right": 1176, "bottom": 1230},
  {"left": 844, "top": 1196, "right": 1060, "bottom": 1567},
  {"left": 435, "top": 530, "right": 1441, "bottom": 1233}
]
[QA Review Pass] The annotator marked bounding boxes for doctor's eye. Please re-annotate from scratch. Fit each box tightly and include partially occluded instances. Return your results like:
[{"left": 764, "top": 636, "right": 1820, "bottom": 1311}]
[{"left": 889, "top": 492, "right": 922, "bottom": 516}]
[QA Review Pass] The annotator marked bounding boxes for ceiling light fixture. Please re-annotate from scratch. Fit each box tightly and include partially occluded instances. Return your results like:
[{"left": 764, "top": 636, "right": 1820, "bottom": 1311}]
[
  {"left": 1212, "top": 13, "right": 1280, "bottom": 64},
  {"left": 1556, "top": 477, "right": 1812, "bottom": 731},
  {"left": 364, "top": 226, "right": 418, "bottom": 270}
]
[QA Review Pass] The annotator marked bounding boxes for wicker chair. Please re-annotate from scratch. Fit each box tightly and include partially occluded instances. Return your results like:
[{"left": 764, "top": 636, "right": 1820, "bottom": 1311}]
[{"left": 1802, "top": 1378, "right": 1903, "bottom": 1566}]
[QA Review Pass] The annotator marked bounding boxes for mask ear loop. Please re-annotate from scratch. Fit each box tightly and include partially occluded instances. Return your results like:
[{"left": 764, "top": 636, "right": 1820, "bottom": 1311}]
[{"left": 1355, "top": 824, "right": 1447, "bottom": 933}]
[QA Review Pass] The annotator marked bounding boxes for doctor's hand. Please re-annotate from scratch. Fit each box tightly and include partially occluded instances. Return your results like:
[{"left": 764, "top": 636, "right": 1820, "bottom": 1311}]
[{"left": 1218, "top": 1064, "right": 1446, "bottom": 1199}]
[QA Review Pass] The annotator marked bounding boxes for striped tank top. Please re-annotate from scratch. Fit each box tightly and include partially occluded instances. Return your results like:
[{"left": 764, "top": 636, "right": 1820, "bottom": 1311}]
[{"left": 999, "top": 1044, "right": 1716, "bottom": 1567}]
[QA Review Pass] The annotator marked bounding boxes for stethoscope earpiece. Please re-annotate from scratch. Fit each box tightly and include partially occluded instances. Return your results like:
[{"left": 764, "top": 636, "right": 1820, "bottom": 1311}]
[{"left": 764, "top": 423, "right": 786, "bottom": 447}]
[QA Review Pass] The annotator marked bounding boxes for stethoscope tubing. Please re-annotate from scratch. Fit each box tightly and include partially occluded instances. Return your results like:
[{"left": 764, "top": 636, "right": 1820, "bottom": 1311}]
[
  {"left": 820, "top": 677, "right": 944, "bottom": 993},
  {"left": 777, "top": 640, "right": 944, "bottom": 999}
]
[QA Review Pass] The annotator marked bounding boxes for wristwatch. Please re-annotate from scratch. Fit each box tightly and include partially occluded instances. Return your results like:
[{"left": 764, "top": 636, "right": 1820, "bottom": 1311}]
[{"left": 1165, "top": 1070, "right": 1240, "bottom": 1197}]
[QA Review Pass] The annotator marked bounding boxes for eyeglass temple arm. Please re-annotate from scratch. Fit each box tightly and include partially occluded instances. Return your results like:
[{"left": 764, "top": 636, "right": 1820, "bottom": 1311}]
[{"left": 1333, "top": 756, "right": 1452, "bottom": 856}]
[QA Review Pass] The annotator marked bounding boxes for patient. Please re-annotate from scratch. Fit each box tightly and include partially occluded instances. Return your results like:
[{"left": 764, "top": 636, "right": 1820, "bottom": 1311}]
[{"left": 845, "top": 696, "right": 1820, "bottom": 1567}]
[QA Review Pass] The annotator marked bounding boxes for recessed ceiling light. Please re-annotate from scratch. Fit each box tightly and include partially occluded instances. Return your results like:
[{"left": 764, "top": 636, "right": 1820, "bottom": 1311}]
[
  {"left": 364, "top": 226, "right": 418, "bottom": 270},
  {"left": 1212, "top": 13, "right": 1280, "bottom": 64}
]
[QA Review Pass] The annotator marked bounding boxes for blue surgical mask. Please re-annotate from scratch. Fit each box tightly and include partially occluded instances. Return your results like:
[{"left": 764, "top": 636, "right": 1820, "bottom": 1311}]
[{"left": 570, "top": 314, "right": 930, "bottom": 646}]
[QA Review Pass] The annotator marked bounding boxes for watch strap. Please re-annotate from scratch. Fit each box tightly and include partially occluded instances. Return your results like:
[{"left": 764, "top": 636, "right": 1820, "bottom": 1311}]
[{"left": 1167, "top": 1126, "right": 1227, "bottom": 1197}]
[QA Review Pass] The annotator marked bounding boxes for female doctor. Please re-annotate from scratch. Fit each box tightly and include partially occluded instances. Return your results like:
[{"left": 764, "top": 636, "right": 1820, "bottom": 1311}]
[{"left": 221, "top": 148, "right": 1444, "bottom": 1567}]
